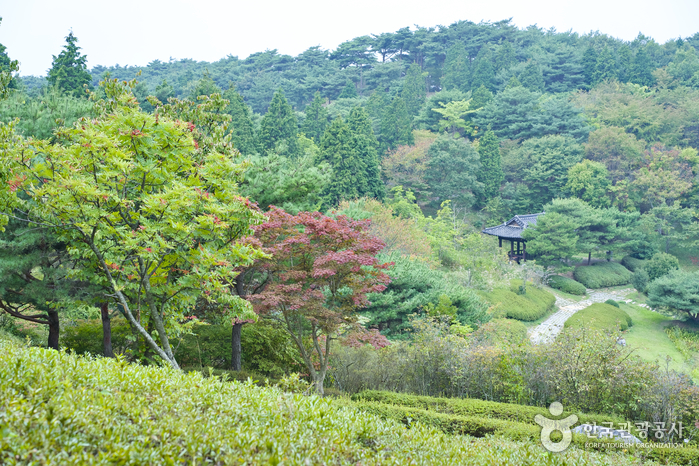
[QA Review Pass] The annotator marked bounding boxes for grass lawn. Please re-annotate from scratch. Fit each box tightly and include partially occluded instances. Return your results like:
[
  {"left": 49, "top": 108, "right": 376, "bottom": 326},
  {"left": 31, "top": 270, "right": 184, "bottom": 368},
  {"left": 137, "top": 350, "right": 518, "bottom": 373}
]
[
  {"left": 621, "top": 303, "right": 694, "bottom": 375},
  {"left": 670, "top": 245, "right": 699, "bottom": 272}
]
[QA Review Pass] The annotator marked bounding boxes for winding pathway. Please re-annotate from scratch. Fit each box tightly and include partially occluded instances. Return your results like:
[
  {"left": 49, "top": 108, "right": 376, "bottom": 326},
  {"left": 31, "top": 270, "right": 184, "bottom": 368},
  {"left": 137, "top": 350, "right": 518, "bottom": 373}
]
[{"left": 529, "top": 288, "right": 635, "bottom": 344}]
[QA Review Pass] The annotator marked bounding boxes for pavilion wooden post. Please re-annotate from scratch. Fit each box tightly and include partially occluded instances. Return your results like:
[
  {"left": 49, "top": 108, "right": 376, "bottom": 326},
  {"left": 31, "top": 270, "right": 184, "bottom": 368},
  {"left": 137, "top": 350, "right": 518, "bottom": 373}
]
[{"left": 523, "top": 242, "right": 527, "bottom": 261}]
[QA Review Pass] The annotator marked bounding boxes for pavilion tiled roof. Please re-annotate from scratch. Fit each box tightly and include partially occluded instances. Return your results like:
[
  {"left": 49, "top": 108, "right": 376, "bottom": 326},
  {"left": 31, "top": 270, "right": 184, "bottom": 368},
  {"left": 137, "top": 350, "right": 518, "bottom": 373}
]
[{"left": 482, "top": 213, "right": 545, "bottom": 240}]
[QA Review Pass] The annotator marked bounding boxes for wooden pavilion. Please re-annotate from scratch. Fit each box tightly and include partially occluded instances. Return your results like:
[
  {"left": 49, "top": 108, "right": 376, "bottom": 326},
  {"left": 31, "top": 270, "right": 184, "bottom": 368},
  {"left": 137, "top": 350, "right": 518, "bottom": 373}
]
[{"left": 481, "top": 213, "right": 544, "bottom": 262}]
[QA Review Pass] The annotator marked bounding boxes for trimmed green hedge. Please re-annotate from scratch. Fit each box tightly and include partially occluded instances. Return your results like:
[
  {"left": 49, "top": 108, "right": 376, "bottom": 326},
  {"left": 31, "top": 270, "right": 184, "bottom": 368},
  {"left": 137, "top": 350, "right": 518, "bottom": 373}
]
[
  {"left": 565, "top": 303, "right": 633, "bottom": 331},
  {"left": 621, "top": 255, "right": 646, "bottom": 272},
  {"left": 605, "top": 299, "right": 620, "bottom": 308},
  {"left": 548, "top": 275, "right": 587, "bottom": 295},
  {"left": 479, "top": 281, "right": 556, "bottom": 321},
  {"left": 573, "top": 262, "right": 633, "bottom": 289}
]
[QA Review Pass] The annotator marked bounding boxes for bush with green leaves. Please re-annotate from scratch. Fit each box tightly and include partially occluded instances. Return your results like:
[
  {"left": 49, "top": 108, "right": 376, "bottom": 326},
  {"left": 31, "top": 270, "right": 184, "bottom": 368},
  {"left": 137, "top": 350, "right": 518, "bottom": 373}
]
[
  {"left": 548, "top": 275, "right": 587, "bottom": 295},
  {"left": 605, "top": 299, "right": 620, "bottom": 308},
  {"left": 0, "top": 334, "right": 654, "bottom": 466},
  {"left": 471, "top": 318, "right": 528, "bottom": 345},
  {"left": 632, "top": 269, "right": 650, "bottom": 293},
  {"left": 479, "top": 281, "right": 556, "bottom": 321},
  {"left": 573, "top": 262, "right": 633, "bottom": 288},
  {"left": 644, "top": 252, "right": 680, "bottom": 281},
  {"left": 565, "top": 303, "right": 633, "bottom": 331},
  {"left": 621, "top": 255, "right": 646, "bottom": 273}
]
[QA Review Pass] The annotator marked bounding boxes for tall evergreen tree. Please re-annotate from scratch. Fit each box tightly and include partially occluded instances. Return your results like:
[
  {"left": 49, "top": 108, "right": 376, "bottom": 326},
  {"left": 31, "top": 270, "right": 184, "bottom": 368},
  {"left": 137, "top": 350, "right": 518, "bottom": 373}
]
[
  {"left": 593, "top": 46, "right": 618, "bottom": 84},
  {"left": 47, "top": 31, "right": 93, "bottom": 97},
  {"left": 301, "top": 91, "right": 329, "bottom": 142},
  {"left": 582, "top": 46, "right": 599, "bottom": 87},
  {"left": 347, "top": 107, "right": 385, "bottom": 200},
  {"left": 338, "top": 80, "right": 358, "bottom": 99},
  {"left": 631, "top": 47, "right": 655, "bottom": 86},
  {"left": 223, "top": 85, "right": 257, "bottom": 155},
  {"left": 519, "top": 60, "right": 545, "bottom": 91},
  {"left": 495, "top": 42, "right": 517, "bottom": 72},
  {"left": 469, "top": 46, "right": 495, "bottom": 91},
  {"left": 318, "top": 117, "right": 367, "bottom": 206},
  {"left": 257, "top": 89, "right": 299, "bottom": 156},
  {"left": 379, "top": 97, "right": 414, "bottom": 152},
  {"left": 470, "top": 85, "right": 493, "bottom": 111},
  {"left": 441, "top": 42, "right": 470, "bottom": 92},
  {"left": 401, "top": 63, "right": 426, "bottom": 116},
  {"left": 189, "top": 70, "right": 222, "bottom": 99},
  {"left": 477, "top": 130, "right": 504, "bottom": 202},
  {"left": 616, "top": 44, "right": 633, "bottom": 83}
]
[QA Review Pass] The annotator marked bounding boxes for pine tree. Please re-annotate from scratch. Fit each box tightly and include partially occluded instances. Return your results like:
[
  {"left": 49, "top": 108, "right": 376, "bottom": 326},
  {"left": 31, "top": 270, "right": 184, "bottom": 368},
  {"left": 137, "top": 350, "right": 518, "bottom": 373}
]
[
  {"left": 302, "top": 91, "right": 329, "bottom": 142},
  {"left": 631, "top": 47, "right": 655, "bottom": 87},
  {"left": 495, "top": 42, "right": 517, "bottom": 73},
  {"left": 469, "top": 46, "right": 495, "bottom": 91},
  {"left": 189, "top": 70, "right": 221, "bottom": 99},
  {"left": 223, "top": 85, "right": 257, "bottom": 155},
  {"left": 47, "top": 31, "right": 93, "bottom": 98},
  {"left": 347, "top": 107, "right": 384, "bottom": 200},
  {"left": 318, "top": 117, "right": 367, "bottom": 206},
  {"left": 364, "top": 90, "right": 388, "bottom": 133},
  {"left": 257, "top": 89, "right": 299, "bottom": 156},
  {"left": 470, "top": 85, "right": 493, "bottom": 110},
  {"left": 477, "top": 130, "right": 504, "bottom": 203},
  {"left": 582, "top": 46, "right": 599, "bottom": 87},
  {"left": 338, "top": 80, "right": 358, "bottom": 99},
  {"left": 379, "top": 97, "right": 414, "bottom": 153},
  {"left": 441, "top": 42, "right": 470, "bottom": 92},
  {"left": 402, "top": 63, "right": 426, "bottom": 116},
  {"left": 593, "top": 46, "right": 617, "bottom": 84},
  {"left": 519, "top": 60, "right": 545, "bottom": 91}
]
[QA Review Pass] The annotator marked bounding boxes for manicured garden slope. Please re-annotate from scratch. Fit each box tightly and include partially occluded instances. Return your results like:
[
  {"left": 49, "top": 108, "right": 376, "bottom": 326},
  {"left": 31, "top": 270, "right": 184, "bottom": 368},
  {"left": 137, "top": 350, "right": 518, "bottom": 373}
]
[
  {"left": 565, "top": 303, "right": 633, "bottom": 331},
  {"left": 478, "top": 281, "right": 556, "bottom": 321},
  {"left": 0, "top": 336, "right": 673, "bottom": 466}
]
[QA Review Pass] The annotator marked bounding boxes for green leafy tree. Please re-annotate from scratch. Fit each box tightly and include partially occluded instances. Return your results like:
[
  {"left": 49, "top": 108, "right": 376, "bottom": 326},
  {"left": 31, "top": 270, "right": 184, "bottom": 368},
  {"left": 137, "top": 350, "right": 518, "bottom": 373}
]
[
  {"left": 470, "top": 46, "right": 495, "bottom": 91},
  {"left": 47, "top": 31, "right": 93, "bottom": 98},
  {"left": 519, "top": 60, "right": 545, "bottom": 91},
  {"left": 582, "top": 46, "right": 599, "bottom": 87},
  {"left": 631, "top": 47, "right": 655, "bottom": 87},
  {"left": 301, "top": 91, "right": 329, "bottom": 142},
  {"left": 189, "top": 70, "right": 222, "bottom": 99},
  {"left": 469, "top": 85, "right": 493, "bottom": 112},
  {"left": 433, "top": 99, "right": 477, "bottom": 136},
  {"left": 477, "top": 130, "right": 504, "bottom": 203},
  {"left": 414, "top": 89, "right": 468, "bottom": 132},
  {"left": 380, "top": 97, "right": 414, "bottom": 152},
  {"left": 402, "top": 63, "right": 426, "bottom": 116},
  {"left": 593, "top": 46, "right": 618, "bottom": 84},
  {"left": 318, "top": 117, "right": 367, "bottom": 205},
  {"left": 647, "top": 270, "right": 699, "bottom": 323},
  {"left": 0, "top": 20, "right": 18, "bottom": 94},
  {"left": 565, "top": 160, "right": 612, "bottom": 208},
  {"left": 223, "top": 85, "right": 257, "bottom": 155},
  {"left": 257, "top": 89, "right": 299, "bottom": 156},
  {"left": 347, "top": 106, "right": 384, "bottom": 200},
  {"left": 3, "top": 79, "right": 266, "bottom": 369},
  {"left": 441, "top": 42, "right": 470, "bottom": 92},
  {"left": 154, "top": 79, "right": 174, "bottom": 103},
  {"left": 338, "top": 80, "right": 358, "bottom": 99},
  {"left": 424, "top": 135, "right": 481, "bottom": 208},
  {"left": 523, "top": 212, "right": 579, "bottom": 276}
]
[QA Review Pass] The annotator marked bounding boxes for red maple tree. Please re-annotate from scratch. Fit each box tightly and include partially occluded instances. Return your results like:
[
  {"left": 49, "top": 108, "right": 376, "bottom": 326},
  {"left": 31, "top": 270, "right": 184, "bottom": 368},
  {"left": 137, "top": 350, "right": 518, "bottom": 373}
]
[{"left": 245, "top": 207, "right": 391, "bottom": 394}]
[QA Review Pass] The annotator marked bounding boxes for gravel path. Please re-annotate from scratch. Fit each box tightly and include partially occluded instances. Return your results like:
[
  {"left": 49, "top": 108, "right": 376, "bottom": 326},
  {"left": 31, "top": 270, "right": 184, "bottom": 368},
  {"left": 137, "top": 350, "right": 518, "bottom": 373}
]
[{"left": 529, "top": 288, "right": 635, "bottom": 344}]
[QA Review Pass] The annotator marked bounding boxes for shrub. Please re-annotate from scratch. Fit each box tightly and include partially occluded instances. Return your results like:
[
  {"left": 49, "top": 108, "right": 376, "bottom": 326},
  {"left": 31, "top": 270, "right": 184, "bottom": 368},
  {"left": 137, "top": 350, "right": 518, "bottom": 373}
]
[
  {"left": 472, "top": 319, "right": 528, "bottom": 345},
  {"left": 548, "top": 275, "right": 587, "bottom": 295},
  {"left": 565, "top": 303, "right": 633, "bottom": 331},
  {"left": 573, "top": 262, "right": 633, "bottom": 288},
  {"left": 644, "top": 252, "right": 680, "bottom": 281},
  {"left": 621, "top": 255, "right": 646, "bottom": 272},
  {"left": 604, "top": 299, "right": 620, "bottom": 308},
  {"left": 480, "top": 281, "right": 556, "bottom": 321},
  {"left": 632, "top": 269, "right": 650, "bottom": 293}
]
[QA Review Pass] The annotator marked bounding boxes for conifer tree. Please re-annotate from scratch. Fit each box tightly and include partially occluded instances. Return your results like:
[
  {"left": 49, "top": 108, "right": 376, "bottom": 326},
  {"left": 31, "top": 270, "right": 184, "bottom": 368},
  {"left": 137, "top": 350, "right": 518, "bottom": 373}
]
[
  {"left": 154, "top": 79, "right": 174, "bottom": 103},
  {"left": 631, "top": 47, "right": 655, "bottom": 86},
  {"left": 302, "top": 91, "right": 329, "bottom": 142},
  {"left": 519, "top": 60, "right": 545, "bottom": 91},
  {"left": 616, "top": 45, "right": 633, "bottom": 82},
  {"left": 364, "top": 90, "right": 388, "bottom": 133},
  {"left": 379, "top": 97, "right": 414, "bottom": 153},
  {"left": 495, "top": 42, "right": 517, "bottom": 72},
  {"left": 469, "top": 85, "right": 493, "bottom": 110},
  {"left": 593, "top": 46, "right": 618, "bottom": 84},
  {"left": 402, "top": 63, "right": 426, "bottom": 116},
  {"left": 441, "top": 42, "right": 470, "bottom": 92},
  {"left": 223, "top": 85, "right": 257, "bottom": 155},
  {"left": 318, "top": 117, "right": 367, "bottom": 205},
  {"left": 469, "top": 46, "right": 495, "bottom": 91},
  {"left": 347, "top": 107, "right": 385, "bottom": 200},
  {"left": 47, "top": 31, "right": 93, "bottom": 97},
  {"left": 338, "top": 80, "right": 358, "bottom": 99},
  {"left": 189, "top": 70, "right": 221, "bottom": 99},
  {"left": 582, "top": 46, "right": 599, "bottom": 87},
  {"left": 257, "top": 89, "right": 299, "bottom": 156},
  {"left": 477, "top": 130, "right": 504, "bottom": 202}
]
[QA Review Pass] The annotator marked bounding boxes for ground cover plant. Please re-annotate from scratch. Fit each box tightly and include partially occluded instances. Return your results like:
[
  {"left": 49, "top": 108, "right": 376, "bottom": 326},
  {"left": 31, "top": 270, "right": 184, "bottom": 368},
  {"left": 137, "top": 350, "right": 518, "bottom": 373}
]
[
  {"left": 547, "top": 275, "right": 587, "bottom": 295},
  {"left": 565, "top": 303, "right": 633, "bottom": 331},
  {"left": 573, "top": 262, "right": 634, "bottom": 288}
]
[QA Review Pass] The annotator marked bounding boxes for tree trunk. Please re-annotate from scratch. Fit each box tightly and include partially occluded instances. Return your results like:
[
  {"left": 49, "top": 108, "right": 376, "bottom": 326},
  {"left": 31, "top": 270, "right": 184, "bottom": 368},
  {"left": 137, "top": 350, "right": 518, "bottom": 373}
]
[
  {"left": 231, "top": 322, "right": 243, "bottom": 371},
  {"left": 588, "top": 251, "right": 592, "bottom": 265},
  {"left": 47, "top": 310, "right": 59, "bottom": 350},
  {"left": 100, "top": 302, "right": 115, "bottom": 358}
]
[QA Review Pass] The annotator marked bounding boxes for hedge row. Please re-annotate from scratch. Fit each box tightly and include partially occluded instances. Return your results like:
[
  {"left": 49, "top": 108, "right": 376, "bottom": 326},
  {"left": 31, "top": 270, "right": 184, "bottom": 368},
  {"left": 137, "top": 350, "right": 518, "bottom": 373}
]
[
  {"left": 548, "top": 275, "right": 587, "bottom": 295},
  {"left": 621, "top": 255, "right": 646, "bottom": 272},
  {"left": 565, "top": 303, "right": 633, "bottom": 331},
  {"left": 0, "top": 336, "right": 650, "bottom": 465},
  {"left": 573, "top": 262, "right": 633, "bottom": 289},
  {"left": 480, "top": 281, "right": 556, "bottom": 321}
]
